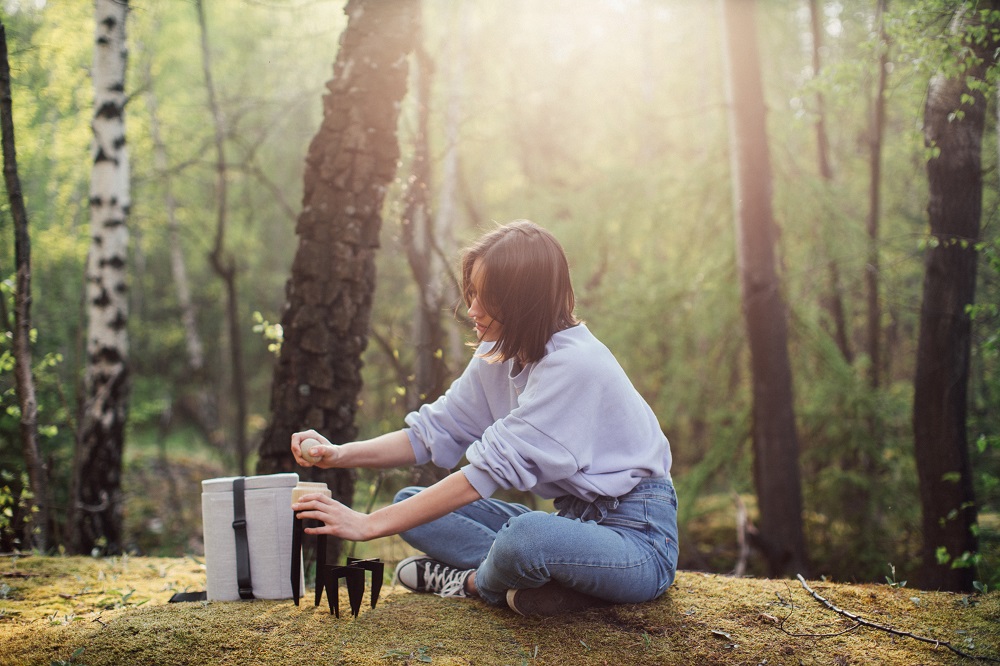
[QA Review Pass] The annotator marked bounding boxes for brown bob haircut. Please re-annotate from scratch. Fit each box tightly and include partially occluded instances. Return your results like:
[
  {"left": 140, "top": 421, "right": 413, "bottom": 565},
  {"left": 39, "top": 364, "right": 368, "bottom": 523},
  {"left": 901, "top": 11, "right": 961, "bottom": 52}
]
[{"left": 461, "top": 220, "right": 579, "bottom": 365}]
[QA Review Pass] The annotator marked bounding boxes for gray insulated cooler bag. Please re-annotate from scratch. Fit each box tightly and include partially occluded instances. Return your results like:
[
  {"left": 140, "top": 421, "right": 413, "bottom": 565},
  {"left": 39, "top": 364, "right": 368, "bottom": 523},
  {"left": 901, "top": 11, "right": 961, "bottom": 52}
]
[{"left": 201, "top": 473, "right": 305, "bottom": 601}]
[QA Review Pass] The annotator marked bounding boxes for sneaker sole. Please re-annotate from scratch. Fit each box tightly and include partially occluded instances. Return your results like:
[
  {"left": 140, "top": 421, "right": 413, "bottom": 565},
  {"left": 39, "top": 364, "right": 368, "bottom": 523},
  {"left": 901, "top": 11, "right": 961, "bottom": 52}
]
[{"left": 506, "top": 584, "right": 610, "bottom": 616}]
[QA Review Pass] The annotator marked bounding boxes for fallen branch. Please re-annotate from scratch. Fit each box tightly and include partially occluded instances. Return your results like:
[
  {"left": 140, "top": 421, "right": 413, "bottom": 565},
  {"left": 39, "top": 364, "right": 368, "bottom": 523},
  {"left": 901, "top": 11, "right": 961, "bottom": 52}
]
[{"left": 796, "top": 574, "right": 1000, "bottom": 662}]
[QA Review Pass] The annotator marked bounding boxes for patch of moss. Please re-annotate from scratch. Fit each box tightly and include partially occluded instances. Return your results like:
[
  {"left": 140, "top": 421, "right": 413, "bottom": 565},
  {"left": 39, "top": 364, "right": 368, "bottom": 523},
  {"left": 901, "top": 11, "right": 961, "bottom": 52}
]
[{"left": 1, "top": 558, "right": 998, "bottom": 666}]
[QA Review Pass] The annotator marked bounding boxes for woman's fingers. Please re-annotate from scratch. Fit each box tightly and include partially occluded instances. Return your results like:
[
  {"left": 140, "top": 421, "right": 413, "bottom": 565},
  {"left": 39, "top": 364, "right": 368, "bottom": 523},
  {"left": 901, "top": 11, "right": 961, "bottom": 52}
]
[
  {"left": 290, "top": 430, "right": 326, "bottom": 466},
  {"left": 293, "top": 495, "right": 365, "bottom": 540},
  {"left": 292, "top": 493, "right": 337, "bottom": 511},
  {"left": 299, "top": 438, "right": 329, "bottom": 465}
]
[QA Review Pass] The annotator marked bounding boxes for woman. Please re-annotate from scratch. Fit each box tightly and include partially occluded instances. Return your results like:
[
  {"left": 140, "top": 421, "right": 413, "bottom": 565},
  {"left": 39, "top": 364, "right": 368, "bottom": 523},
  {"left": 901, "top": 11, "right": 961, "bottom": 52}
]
[{"left": 290, "top": 220, "right": 678, "bottom": 616}]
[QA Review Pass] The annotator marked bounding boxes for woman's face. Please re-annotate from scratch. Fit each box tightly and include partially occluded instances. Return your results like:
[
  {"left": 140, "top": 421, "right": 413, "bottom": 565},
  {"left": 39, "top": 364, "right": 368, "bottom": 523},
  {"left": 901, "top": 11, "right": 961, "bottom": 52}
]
[{"left": 468, "top": 259, "right": 502, "bottom": 342}]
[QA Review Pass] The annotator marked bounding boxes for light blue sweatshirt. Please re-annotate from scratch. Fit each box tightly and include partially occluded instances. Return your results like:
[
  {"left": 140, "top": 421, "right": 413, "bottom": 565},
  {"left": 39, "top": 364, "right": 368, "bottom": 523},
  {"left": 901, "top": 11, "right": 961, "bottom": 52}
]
[{"left": 404, "top": 324, "right": 672, "bottom": 501}]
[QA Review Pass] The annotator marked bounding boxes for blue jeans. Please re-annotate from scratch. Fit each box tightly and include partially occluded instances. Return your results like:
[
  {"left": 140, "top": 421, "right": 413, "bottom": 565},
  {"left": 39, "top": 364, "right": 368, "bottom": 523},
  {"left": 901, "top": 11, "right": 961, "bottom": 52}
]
[{"left": 394, "top": 477, "right": 679, "bottom": 606}]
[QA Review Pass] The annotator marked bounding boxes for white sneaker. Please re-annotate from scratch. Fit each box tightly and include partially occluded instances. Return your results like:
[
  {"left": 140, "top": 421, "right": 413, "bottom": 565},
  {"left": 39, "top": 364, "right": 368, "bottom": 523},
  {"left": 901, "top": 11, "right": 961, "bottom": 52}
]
[{"left": 394, "top": 556, "right": 473, "bottom": 598}]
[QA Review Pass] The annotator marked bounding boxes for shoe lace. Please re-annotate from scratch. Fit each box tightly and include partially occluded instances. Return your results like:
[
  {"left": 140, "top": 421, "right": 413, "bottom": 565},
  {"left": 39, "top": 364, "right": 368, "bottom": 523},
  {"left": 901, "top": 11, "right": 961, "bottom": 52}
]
[{"left": 423, "top": 561, "right": 470, "bottom": 598}]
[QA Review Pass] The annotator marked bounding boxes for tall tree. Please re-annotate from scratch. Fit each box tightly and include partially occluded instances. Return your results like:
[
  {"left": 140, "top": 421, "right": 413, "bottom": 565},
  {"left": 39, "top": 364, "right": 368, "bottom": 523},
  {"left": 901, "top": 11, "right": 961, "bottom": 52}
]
[
  {"left": 913, "top": 2, "right": 999, "bottom": 592},
  {"left": 195, "top": 0, "right": 249, "bottom": 475},
  {"left": 397, "top": 4, "right": 468, "bottom": 486},
  {"left": 0, "top": 21, "right": 49, "bottom": 552},
  {"left": 142, "top": 52, "right": 216, "bottom": 443},
  {"left": 719, "top": 0, "right": 808, "bottom": 577},
  {"left": 256, "top": 0, "right": 419, "bottom": 561},
  {"left": 808, "top": 0, "right": 853, "bottom": 365},
  {"left": 395, "top": 34, "right": 449, "bottom": 489},
  {"left": 71, "top": 0, "right": 130, "bottom": 555},
  {"left": 401, "top": 39, "right": 449, "bottom": 416},
  {"left": 865, "top": 0, "right": 889, "bottom": 390}
]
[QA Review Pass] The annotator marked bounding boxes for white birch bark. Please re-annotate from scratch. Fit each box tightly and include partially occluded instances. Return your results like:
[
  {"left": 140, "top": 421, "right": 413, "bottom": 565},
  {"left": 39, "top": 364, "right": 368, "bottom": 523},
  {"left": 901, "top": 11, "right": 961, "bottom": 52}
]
[
  {"left": 72, "top": 0, "right": 130, "bottom": 554},
  {"left": 86, "top": 0, "right": 130, "bottom": 380}
]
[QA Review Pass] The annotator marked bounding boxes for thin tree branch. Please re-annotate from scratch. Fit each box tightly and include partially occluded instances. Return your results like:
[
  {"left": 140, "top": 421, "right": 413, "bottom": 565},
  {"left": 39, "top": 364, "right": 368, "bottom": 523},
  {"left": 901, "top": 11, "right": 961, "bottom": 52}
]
[{"left": 796, "top": 574, "right": 1000, "bottom": 662}]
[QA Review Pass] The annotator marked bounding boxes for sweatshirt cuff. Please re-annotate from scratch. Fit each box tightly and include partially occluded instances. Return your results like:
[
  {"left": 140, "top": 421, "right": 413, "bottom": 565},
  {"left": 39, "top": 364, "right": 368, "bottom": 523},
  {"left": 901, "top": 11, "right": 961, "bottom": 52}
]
[
  {"left": 404, "top": 428, "right": 432, "bottom": 465},
  {"left": 461, "top": 463, "right": 501, "bottom": 499}
]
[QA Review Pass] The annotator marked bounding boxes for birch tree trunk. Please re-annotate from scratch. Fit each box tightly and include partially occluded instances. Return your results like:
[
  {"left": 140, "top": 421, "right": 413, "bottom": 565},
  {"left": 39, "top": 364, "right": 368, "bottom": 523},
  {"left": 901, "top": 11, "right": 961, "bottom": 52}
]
[
  {"left": 71, "top": 0, "right": 130, "bottom": 555},
  {"left": 913, "top": 3, "right": 998, "bottom": 592},
  {"left": 256, "top": 0, "right": 418, "bottom": 562},
  {"left": 0, "top": 22, "right": 49, "bottom": 552},
  {"left": 720, "top": 0, "right": 808, "bottom": 577}
]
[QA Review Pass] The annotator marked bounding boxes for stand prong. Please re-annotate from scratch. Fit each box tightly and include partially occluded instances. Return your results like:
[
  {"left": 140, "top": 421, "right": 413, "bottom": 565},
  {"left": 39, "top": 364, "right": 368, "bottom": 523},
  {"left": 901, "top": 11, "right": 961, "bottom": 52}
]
[
  {"left": 314, "top": 533, "right": 327, "bottom": 606},
  {"left": 347, "top": 557, "right": 385, "bottom": 608},
  {"left": 290, "top": 515, "right": 303, "bottom": 606}
]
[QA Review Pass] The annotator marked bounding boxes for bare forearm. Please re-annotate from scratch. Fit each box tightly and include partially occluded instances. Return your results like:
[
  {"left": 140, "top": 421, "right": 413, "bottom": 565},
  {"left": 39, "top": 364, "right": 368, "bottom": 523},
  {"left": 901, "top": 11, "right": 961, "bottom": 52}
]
[
  {"left": 292, "top": 428, "right": 416, "bottom": 469},
  {"left": 338, "top": 429, "right": 416, "bottom": 468},
  {"left": 365, "top": 471, "right": 481, "bottom": 539}
]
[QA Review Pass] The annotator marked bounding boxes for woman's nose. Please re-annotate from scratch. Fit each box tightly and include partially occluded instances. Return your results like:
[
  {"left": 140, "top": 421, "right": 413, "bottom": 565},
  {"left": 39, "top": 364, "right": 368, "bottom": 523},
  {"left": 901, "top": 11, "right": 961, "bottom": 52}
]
[{"left": 468, "top": 298, "right": 482, "bottom": 318}]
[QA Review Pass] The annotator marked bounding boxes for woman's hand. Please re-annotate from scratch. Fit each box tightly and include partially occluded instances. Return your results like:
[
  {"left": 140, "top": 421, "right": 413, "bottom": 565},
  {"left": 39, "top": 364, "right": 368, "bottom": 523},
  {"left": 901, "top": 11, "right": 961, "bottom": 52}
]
[
  {"left": 290, "top": 429, "right": 417, "bottom": 470},
  {"left": 292, "top": 493, "right": 371, "bottom": 542},
  {"left": 290, "top": 430, "right": 340, "bottom": 468}
]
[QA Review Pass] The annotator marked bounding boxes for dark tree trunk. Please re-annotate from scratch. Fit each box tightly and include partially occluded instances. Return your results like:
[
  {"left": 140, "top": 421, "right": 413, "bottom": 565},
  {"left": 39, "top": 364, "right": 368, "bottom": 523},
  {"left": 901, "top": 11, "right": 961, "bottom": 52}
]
[
  {"left": 256, "top": 0, "right": 418, "bottom": 562},
  {"left": 913, "top": 4, "right": 998, "bottom": 592},
  {"left": 719, "top": 0, "right": 808, "bottom": 578},
  {"left": 0, "top": 22, "right": 49, "bottom": 552}
]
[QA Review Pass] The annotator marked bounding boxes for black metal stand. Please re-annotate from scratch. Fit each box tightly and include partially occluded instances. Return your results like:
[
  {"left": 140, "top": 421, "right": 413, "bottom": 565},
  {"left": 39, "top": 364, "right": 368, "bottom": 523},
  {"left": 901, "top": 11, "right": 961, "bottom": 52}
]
[
  {"left": 290, "top": 509, "right": 383, "bottom": 617},
  {"left": 291, "top": 513, "right": 303, "bottom": 605},
  {"left": 321, "top": 557, "right": 385, "bottom": 618},
  {"left": 314, "top": 533, "right": 327, "bottom": 606}
]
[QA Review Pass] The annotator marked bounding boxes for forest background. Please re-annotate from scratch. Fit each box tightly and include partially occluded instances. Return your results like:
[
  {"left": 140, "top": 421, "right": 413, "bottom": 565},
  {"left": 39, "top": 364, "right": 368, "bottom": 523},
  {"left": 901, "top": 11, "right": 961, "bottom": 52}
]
[{"left": 0, "top": 0, "right": 998, "bottom": 596}]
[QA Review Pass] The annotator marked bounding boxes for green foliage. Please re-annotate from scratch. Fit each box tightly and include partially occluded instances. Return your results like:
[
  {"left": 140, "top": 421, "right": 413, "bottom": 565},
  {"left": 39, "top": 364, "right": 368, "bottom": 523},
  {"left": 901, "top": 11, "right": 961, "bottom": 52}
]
[
  {"left": 252, "top": 311, "right": 283, "bottom": 356},
  {"left": 0, "top": 275, "right": 70, "bottom": 552},
  {"left": 0, "top": 469, "right": 33, "bottom": 549},
  {"left": 50, "top": 647, "right": 87, "bottom": 666}
]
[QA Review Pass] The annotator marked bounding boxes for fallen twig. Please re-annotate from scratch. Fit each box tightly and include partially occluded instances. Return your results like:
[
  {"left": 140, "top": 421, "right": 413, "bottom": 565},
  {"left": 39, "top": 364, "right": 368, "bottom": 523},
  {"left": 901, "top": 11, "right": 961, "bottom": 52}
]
[{"left": 796, "top": 574, "right": 1000, "bottom": 662}]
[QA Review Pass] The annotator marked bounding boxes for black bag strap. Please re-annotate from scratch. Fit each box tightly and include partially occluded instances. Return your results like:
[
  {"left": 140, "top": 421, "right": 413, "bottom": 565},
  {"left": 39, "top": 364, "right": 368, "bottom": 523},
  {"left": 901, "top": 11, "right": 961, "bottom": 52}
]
[{"left": 232, "top": 477, "right": 254, "bottom": 600}]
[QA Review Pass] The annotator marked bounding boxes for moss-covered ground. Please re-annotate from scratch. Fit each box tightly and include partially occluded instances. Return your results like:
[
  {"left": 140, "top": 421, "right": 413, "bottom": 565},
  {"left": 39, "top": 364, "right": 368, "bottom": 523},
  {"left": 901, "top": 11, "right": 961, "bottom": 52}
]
[{"left": 1, "top": 555, "right": 998, "bottom": 665}]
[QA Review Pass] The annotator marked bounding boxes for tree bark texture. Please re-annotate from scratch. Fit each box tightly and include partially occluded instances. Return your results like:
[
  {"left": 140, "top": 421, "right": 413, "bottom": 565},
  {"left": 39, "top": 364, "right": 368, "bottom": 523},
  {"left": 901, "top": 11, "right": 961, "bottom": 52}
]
[
  {"left": 913, "top": 4, "right": 999, "bottom": 592},
  {"left": 719, "top": 0, "right": 808, "bottom": 577},
  {"left": 257, "top": 0, "right": 418, "bottom": 554},
  {"left": 71, "top": 0, "right": 130, "bottom": 555},
  {"left": 0, "top": 22, "right": 49, "bottom": 552}
]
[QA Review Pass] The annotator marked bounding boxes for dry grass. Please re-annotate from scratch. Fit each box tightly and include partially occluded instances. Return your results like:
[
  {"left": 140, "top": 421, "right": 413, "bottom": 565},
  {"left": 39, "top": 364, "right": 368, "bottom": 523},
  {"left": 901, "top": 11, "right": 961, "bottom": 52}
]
[{"left": 1, "top": 555, "right": 998, "bottom": 665}]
